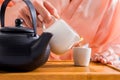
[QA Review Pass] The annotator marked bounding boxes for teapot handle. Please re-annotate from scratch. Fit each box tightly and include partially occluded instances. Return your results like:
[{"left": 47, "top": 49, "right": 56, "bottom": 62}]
[{"left": 0, "top": 0, "right": 37, "bottom": 36}]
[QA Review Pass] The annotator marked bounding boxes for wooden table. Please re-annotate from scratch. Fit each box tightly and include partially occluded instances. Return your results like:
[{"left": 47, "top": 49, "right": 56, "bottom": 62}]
[{"left": 0, "top": 61, "right": 120, "bottom": 80}]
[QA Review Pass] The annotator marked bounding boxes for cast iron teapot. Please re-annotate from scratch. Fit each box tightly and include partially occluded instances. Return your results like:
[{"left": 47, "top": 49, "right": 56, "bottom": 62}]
[{"left": 0, "top": 0, "right": 53, "bottom": 72}]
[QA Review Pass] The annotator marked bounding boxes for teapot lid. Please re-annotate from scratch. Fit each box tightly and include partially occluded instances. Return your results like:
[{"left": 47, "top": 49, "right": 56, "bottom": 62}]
[
  {"left": 0, "top": 18, "right": 34, "bottom": 33},
  {"left": 0, "top": 0, "right": 37, "bottom": 36},
  {"left": 0, "top": 27, "right": 34, "bottom": 33}
]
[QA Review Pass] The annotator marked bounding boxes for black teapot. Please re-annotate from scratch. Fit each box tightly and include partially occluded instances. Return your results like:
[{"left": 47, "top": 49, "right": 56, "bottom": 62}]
[{"left": 0, "top": 0, "right": 53, "bottom": 72}]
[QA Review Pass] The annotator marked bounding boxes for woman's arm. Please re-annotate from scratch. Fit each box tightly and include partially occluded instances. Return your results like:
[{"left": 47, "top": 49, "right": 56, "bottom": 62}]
[{"left": 1, "top": 0, "right": 59, "bottom": 33}]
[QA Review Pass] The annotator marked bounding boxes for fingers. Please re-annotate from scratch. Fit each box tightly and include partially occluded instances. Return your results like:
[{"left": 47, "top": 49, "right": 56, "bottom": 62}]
[
  {"left": 37, "top": 15, "right": 43, "bottom": 28},
  {"left": 19, "top": 7, "right": 32, "bottom": 27},
  {"left": 91, "top": 54, "right": 109, "bottom": 64},
  {"left": 99, "top": 51, "right": 112, "bottom": 64},
  {"left": 18, "top": 0, "right": 59, "bottom": 34},
  {"left": 33, "top": 0, "right": 51, "bottom": 23},
  {"left": 44, "top": 1, "right": 60, "bottom": 18},
  {"left": 91, "top": 51, "right": 119, "bottom": 65},
  {"left": 100, "top": 57, "right": 108, "bottom": 64},
  {"left": 32, "top": 0, "right": 59, "bottom": 24},
  {"left": 91, "top": 54, "right": 100, "bottom": 62}
]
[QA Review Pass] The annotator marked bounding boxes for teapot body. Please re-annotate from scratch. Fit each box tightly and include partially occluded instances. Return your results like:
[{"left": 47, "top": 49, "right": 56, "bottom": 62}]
[
  {"left": 0, "top": 31, "right": 52, "bottom": 72},
  {"left": 0, "top": 30, "right": 38, "bottom": 57},
  {"left": 0, "top": 0, "right": 53, "bottom": 72}
]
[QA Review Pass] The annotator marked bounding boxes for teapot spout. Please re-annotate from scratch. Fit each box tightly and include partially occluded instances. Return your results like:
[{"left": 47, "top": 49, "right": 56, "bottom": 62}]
[{"left": 31, "top": 32, "right": 53, "bottom": 59}]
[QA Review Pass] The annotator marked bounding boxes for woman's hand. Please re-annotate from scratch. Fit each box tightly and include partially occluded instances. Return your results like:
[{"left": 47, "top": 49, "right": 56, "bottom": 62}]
[
  {"left": 5, "top": 0, "right": 59, "bottom": 34},
  {"left": 91, "top": 50, "right": 120, "bottom": 68}
]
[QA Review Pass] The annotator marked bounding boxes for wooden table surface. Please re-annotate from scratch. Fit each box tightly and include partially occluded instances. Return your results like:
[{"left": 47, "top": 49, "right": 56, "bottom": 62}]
[{"left": 0, "top": 61, "right": 120, "bottom": 80}]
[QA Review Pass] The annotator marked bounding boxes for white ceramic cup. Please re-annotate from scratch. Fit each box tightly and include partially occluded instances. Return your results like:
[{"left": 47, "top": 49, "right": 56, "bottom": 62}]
[
  {"left": 44, "top": 19, "right": 80, "bottom": 55},
  {"left": 73, "top": 47, "right": 91, "bottom": 66}
]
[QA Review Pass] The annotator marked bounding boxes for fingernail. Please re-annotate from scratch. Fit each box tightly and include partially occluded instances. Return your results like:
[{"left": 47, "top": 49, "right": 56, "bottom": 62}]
[
  {"left": 38, "top": 15, "right": 43, "bottom": 22},
  {"left": 101, "top": 59, "right": 107, "bottom": 64},
  {"left": 104, "top": 60, "right": 107, "bottom": 64},
  {"left": 54, "top": 12, "right": 60, "bottom": 18}
]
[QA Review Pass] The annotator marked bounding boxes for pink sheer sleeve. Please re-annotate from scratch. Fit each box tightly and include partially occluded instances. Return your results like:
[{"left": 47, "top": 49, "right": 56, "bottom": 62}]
[
  {"left": 48, "top": 0, "right": 120, "bottom": 60},
  {"left": 90, "top": 0, "right": 120, "bottom": 56}
]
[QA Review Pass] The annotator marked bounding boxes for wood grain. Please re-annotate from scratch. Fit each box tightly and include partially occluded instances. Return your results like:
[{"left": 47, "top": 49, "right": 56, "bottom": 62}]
[{"left": 0, "top": 61, "right": 120, "bottom": 80}]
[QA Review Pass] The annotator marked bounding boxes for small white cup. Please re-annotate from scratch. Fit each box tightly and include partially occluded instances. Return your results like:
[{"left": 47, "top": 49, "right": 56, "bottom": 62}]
[
  {"left": 44, "top": 19, "right": 80, "bottom": 55},
  {"left": 73, "top": 47, "right": 91, "bottom": 66}
]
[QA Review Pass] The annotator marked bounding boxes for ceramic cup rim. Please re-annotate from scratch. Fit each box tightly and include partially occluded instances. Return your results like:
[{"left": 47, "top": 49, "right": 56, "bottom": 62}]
[{"left": 73, "top": 47, "right": 91, "bottom": 50}]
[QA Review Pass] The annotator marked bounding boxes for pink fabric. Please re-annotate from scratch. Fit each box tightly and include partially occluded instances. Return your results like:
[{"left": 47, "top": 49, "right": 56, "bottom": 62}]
[
  {"left": 47, "top": 0, "right": 120, "bottom": 60},
  {"left": 0, "top": 0, "right": 14, "bottom": 7}
]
